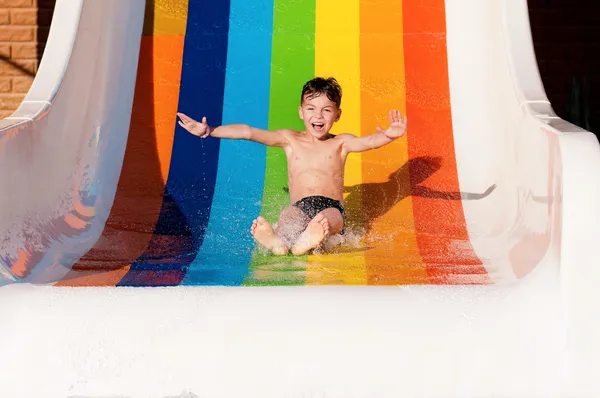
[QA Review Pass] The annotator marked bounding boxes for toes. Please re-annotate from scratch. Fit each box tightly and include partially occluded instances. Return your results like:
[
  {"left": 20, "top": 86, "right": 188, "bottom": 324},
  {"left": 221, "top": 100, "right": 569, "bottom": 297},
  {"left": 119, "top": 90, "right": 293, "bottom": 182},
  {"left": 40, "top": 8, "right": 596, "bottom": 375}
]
[
  {"left": 309, "top": 214, "right": 325, "bottom": 228},
  {"left": 313, "top": 213, "right": 325, "bottom": 223},
  {"left": 272, "top": 245, "right": 288, "bottom": 256},
  {"left": 319, "top": 217, "right": 329, "bottom": 231},
  {"left": 252, "top": 217, "right": 264, "bottom": 229}
]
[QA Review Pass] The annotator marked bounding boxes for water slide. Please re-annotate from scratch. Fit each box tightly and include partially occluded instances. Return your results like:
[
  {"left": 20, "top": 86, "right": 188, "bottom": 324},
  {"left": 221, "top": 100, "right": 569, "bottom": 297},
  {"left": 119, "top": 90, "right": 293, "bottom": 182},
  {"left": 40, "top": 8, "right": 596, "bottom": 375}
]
[{"left": 1, "top": 0, "right": 600, "bottom": 396}]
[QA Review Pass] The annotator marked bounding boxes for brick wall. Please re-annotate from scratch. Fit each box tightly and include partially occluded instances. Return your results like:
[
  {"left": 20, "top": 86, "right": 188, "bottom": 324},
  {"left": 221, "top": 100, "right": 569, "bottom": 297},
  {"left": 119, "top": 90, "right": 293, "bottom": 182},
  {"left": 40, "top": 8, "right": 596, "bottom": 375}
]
[
  {"left": 0, "top": 0, "right": 55, "bottom": 118},
  {"left": 529, "top": 0, "right": 600, "bottom": 135}
]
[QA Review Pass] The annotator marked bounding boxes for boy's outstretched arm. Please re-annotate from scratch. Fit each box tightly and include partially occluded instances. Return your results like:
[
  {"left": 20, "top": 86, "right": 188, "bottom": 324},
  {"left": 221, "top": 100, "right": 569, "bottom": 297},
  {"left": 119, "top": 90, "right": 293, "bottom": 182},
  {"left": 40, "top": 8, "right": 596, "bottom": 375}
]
[
  {"left": 341, "top": 110, "right": 407, "bottom": 153},
  {"left": 177, "top": 113, "right": 289, "bottom": 147}
]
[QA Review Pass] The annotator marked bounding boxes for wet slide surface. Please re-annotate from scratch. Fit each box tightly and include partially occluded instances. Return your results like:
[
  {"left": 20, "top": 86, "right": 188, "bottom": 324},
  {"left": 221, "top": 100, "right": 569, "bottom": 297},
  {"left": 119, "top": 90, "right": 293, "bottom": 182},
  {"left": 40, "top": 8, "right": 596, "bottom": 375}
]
[{"left": 58, "top": 0, "right": 493, "bottom": 287}]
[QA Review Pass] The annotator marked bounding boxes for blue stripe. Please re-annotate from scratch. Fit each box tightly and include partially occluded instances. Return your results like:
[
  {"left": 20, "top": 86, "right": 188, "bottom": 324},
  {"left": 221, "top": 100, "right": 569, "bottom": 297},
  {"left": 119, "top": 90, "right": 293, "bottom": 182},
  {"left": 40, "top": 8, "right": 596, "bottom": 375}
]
[
  {"left": 182, "top": 0, "right": 274, "bottom": 285},
  {"left": 118, "top": 1, "right": 232, "bottom": 286}
]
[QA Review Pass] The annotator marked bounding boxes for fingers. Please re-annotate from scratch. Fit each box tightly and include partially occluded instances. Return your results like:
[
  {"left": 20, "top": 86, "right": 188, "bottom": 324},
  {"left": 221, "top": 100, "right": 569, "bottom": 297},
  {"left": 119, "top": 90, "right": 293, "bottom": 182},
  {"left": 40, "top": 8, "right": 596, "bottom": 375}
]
[
  {"left": 177, "top": 112, "right": 208, "bottom": 126},
  {"left": 178, "top": 120, "right": 207, "bottom": 138},
  {"left": 381, "top": 109, "right": 408, "bottom": 137},
  {"left": 177, "top": 112, "right": 192, "bottom": 123},
  {"left": 394, "top": 110, "right": 401, "bottom": 122},
  {"left": 177, "top": 112, "right": 211, "bottom": 138},
  {"left": 390, "top": 115, "right": 407, "bottom": 126},
  {"left": 178, "top": 120, "right": 199, "bottom": 136},
  {"left": 388, "top": 109, "right": 404, "bottom": 124}
]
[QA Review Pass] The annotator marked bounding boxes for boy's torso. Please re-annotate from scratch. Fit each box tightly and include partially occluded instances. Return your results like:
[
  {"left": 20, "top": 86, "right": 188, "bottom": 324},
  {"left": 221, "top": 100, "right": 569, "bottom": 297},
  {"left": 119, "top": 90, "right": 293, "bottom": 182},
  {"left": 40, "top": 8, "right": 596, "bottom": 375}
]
[{"left": 284, "top": 131, "right": 347, "bottom": 204}]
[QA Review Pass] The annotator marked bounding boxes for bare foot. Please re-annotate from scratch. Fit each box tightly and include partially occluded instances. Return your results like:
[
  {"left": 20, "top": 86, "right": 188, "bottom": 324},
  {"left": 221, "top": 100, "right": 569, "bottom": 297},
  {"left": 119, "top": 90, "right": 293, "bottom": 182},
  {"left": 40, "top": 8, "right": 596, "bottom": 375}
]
[
  {"left": 291, "top": 214, "right": 330, "bottom": 256},
  {"left": 250, "top": 216, "right": 288, "bottom": 256}
]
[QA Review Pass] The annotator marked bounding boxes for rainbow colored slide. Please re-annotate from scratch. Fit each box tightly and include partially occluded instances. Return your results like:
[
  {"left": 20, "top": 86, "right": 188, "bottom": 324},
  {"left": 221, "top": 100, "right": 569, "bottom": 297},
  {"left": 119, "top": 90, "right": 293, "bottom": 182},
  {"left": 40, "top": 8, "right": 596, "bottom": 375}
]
[{"left": 1, "top": 0, "right": 600, "bottom": 396}]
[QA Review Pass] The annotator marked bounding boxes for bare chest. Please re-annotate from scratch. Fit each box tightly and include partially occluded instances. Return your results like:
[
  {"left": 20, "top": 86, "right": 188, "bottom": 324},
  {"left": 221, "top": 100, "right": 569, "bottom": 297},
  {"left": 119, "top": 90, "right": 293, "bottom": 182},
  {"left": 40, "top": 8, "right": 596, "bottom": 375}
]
[{"left": 285, "top": 139, "right": 345, "bottom": 170}]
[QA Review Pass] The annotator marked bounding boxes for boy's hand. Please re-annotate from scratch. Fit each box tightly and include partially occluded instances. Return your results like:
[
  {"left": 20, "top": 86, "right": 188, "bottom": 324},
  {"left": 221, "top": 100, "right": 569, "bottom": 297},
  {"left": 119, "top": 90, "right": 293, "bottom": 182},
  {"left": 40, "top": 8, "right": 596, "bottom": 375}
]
[
  {"left": 177, "top": 112, "right": 210, "bottom": 138},
  {"left": 376, "top": 110, "right": 407, "bottom": 139}
]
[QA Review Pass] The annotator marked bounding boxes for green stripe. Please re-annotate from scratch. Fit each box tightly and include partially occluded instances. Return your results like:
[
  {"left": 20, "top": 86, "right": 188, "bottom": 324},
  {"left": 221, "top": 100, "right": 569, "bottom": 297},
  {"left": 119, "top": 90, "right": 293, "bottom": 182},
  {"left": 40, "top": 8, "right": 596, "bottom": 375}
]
[{"left": 244, "top": 0, "right": 316, "bottom": 286}]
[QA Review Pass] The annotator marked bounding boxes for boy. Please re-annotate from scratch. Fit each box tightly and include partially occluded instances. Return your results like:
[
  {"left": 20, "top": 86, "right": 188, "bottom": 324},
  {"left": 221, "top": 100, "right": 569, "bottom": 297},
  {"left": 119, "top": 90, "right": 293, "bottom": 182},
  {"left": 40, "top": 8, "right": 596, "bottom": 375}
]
[{"left": 177, "top": 77, "right": 407, "bottom": 256}]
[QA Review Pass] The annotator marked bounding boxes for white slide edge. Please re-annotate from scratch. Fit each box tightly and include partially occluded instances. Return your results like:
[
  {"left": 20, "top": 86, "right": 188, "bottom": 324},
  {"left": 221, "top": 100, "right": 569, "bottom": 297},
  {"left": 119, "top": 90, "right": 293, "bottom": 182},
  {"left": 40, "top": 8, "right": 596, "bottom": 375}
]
[
  {"left": 0, "top": 0, "right": 145, "bottom": 283},
  {"left": 502, "top": 0, "right": 600, "bottom": 392}
]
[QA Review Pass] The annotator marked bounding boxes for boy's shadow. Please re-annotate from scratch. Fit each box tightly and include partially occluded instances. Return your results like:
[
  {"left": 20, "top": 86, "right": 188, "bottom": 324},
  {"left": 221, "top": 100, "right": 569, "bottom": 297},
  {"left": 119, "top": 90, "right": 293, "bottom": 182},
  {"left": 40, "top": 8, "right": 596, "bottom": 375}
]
[{"left": 343, "top": 156, "right": 497, "bottom": 235}]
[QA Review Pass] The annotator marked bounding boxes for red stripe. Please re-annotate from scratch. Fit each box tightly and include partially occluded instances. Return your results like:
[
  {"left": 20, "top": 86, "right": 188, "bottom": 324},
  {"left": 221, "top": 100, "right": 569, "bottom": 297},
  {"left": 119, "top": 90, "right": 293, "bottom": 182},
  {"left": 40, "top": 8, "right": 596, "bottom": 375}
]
[{"left": 403, "top": 0, "right": 490, "bottom": 284}]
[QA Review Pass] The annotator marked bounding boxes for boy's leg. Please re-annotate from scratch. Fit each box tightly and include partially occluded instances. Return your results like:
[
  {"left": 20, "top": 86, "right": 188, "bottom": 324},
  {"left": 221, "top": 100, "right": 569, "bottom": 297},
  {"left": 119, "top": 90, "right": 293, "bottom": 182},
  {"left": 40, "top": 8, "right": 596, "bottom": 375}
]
[
  {"left": 250, "top": 206, "right": 309, "bottom": 256},
  {"left": 275, "top": 206, "right": 310, "bottom": 245},
  {"left": 291, "top": 208, "right": 343, "bottom": 256}
]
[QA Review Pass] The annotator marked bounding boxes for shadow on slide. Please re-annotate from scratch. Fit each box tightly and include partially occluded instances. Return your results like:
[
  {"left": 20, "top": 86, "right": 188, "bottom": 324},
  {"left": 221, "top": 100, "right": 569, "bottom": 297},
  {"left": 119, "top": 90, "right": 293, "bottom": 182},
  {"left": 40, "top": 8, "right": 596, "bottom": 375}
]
[{"left": 344, "top": 156, "right": 497, "bottom": 236}]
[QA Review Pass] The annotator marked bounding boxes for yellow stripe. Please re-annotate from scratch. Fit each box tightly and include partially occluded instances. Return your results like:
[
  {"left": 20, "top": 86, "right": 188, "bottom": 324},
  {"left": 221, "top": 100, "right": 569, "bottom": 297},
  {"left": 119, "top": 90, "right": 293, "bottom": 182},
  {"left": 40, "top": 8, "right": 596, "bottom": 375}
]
[{"left": 309, "top": 0, "right": 366, "bottom": 285}]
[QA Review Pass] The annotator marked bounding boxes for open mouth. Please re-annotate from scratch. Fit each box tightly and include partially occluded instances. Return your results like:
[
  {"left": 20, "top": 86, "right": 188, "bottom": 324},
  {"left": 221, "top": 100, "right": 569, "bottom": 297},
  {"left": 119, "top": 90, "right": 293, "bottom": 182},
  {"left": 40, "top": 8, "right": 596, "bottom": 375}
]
[{"left": 312, "top": 122, "right": 325, "bottom": 132}]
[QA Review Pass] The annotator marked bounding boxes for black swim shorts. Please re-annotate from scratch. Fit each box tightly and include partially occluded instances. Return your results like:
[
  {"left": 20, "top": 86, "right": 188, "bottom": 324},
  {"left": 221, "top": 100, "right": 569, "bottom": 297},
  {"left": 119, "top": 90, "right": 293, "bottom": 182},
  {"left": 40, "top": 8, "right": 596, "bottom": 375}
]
[{"left": 292, "top": 195, "right": 346, "bottom": 234}]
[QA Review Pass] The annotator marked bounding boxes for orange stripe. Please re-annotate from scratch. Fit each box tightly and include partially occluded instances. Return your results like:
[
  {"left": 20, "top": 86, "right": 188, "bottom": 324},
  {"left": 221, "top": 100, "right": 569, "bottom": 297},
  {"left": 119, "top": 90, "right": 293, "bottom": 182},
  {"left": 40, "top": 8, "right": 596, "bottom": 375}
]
[
  {"left": 58, "top": 36, "right": 184, "bottom": 287},
  {"left": 359, "top": 0, "right": 427, "bottom": 285},
  {"left": 143, "top": 0, "right": 189, "bottom": 36},
  {"left": 403, "top": 0, "right": 489, "bottom": 284}
]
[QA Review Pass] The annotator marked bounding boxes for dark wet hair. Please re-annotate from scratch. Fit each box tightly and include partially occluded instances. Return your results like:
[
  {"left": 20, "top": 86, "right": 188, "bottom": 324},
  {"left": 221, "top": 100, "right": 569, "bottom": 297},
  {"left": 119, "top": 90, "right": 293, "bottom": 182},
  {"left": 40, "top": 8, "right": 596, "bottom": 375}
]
[{"left": 300, "top": 77, "right": 342, "bottom": 108}]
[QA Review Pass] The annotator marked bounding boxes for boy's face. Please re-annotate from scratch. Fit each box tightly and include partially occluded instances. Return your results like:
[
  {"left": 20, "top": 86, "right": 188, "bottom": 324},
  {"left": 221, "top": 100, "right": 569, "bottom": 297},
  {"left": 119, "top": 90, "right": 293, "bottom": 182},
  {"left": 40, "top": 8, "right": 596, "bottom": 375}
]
[{"left": 298, "top": 94, "right": 341, "bottom": 138}]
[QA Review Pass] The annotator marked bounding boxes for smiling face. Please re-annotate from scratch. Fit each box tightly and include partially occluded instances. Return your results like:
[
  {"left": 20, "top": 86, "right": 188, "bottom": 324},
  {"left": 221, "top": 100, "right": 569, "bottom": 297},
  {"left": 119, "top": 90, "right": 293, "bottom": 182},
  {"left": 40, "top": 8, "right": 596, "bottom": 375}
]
[{"left": 298, "top": 93, "right": 342, "bottom": 139}]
